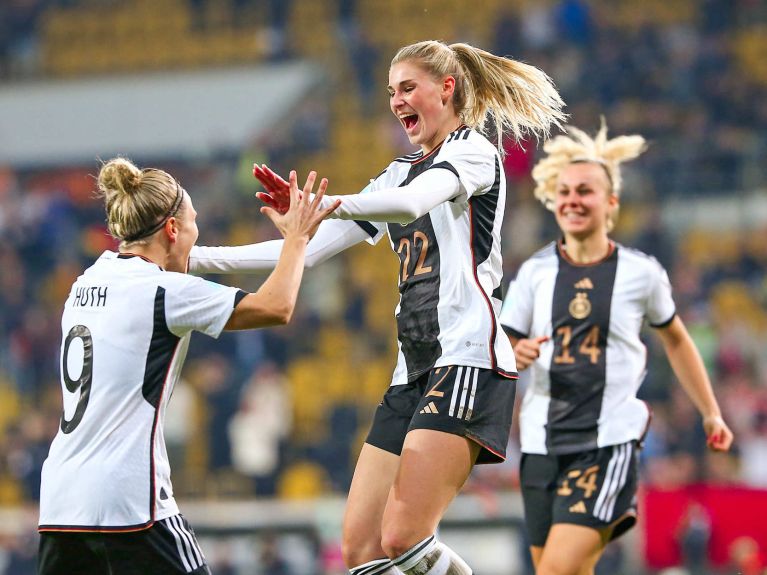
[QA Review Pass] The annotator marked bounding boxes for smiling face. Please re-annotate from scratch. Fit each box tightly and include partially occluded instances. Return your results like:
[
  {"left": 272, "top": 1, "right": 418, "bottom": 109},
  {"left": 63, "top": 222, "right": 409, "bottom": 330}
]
[
  {"left": 388, "top": 60, "right": 460, "bottom": 154},
  {"left": 554, "top": 162, "right": 617, "bottom": 241}
]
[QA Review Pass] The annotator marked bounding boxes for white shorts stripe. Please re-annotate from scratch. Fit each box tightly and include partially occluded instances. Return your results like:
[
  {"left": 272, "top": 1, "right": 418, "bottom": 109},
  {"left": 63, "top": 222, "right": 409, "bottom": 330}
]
[
  {"left": 605, "top": 443, "right": 633, "bottom": 520},
  {"left": 176, "top": 515, "right": 205, "bottom": 565},
  {"left": 466, "top": 367, "right": 479, "bottom": 421},
  {"left": 170, "top": 515, "right": 202, "bottom": 572},
  {"left": 449, "top": 367, "right": 464, "bottom": 417},
  {"left": 164, "top": 516, "right": 194, "bottom": 572},
  {"left": 456, "top": 368, "right": 472, "bottom": 420},
  {"left": 594, "top": 444, "right": 623, "bottom": 521}
]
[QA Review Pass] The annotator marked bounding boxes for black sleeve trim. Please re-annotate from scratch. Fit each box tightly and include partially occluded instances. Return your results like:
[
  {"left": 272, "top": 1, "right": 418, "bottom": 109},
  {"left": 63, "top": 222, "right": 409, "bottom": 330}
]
[
  {"left": 650, "top": 312, "right": 676, "bottom": 329},
  {"left": 429, "top": 161, "right": 460, "bottom": 180},
  {"left": 492, "top": 284, "right": 504, "bottom": 300},
  {"left": 503, "top": 326, "right": 528, "bottom": 340},
  {"left": 233, "top": 289, "right": 248, "bottom": 308},
  {"left": 353, "top": 219, "right": 379, "bottom": 238}
]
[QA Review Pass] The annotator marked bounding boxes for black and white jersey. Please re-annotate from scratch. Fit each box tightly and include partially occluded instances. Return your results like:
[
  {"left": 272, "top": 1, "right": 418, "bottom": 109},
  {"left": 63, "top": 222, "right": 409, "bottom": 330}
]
[
  {"left": 363, "top": 127, "right": 517, "bottom": 385},
  {"left": 39, "top": 251, "right": 242, "bottom": 531},
  {"left": 499, "top": 241, "right": 676, "bottom": 455}
]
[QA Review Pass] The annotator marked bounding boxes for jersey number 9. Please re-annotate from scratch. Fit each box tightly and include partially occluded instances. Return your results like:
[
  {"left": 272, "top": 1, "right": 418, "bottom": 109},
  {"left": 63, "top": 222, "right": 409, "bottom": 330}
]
[{"left": 61, "top": 325, "right": 93, "bottom": 434}]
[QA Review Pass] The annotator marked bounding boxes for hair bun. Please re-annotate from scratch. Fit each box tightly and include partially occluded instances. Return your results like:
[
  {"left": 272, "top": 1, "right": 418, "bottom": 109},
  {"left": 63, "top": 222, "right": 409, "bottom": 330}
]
[{"left": 97, "top": 157, "right": 142, "bottom": 197}]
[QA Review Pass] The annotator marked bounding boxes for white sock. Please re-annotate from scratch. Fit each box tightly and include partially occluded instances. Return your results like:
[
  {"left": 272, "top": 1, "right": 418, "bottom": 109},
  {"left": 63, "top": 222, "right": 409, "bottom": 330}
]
[
  {"left": 350, "top": 557, "right": 403, "bottom": 575},
  {"left": 392, "top": 535, "right": 471, "bottom": 575}
]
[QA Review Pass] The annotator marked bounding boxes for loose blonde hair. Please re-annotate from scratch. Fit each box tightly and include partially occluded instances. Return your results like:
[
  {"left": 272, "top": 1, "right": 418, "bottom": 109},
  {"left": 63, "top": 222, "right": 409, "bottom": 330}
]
[
  {"left": 532, "top": 118, "right": 647, "bottom": 230},
  {"left": 391, "top": 40, "right": 566, "bottom": 149},
  {"left": 97, "top": 157, "right": 184, "bottom": 246}
]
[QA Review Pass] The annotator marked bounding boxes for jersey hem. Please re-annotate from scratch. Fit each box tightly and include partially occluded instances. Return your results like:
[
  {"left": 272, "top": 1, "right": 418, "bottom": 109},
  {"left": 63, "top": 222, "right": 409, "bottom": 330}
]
[{"left": 39, "top": 519, "right": 154, "bottom": 533}]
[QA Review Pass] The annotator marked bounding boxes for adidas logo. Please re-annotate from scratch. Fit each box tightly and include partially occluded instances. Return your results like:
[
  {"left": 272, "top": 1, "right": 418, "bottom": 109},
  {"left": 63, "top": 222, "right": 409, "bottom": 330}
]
[
  {"left": 569, "top": 501, "right": 587, "bottom": 514},
  {"left": 574, "top": 278, "right": 594, "bottom": 289},
  {"left": 420, "top": 401, "right": 439, "bottom": 414}
]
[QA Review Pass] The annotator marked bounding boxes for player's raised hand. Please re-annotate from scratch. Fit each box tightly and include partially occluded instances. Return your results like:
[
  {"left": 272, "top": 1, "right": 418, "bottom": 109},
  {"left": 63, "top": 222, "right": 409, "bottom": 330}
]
[
  {"left": 260, "top": 170, "right": 340, "bottom": 241},
  {"left": 512, "top": 336, "right": 550, "bottom": 371},
  {"left": 254, "top": 164, "right": 291, "bottom": 215},
  {"left": 703, "top": 414, "right": 734, "bottom": 452}
]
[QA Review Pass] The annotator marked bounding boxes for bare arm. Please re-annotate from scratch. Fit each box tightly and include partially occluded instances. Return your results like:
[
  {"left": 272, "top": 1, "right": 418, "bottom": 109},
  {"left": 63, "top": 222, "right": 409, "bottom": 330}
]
[
  {"left": 506, "top": 332, "right": 549, "bottom": 371},
  {"left": 655, "top": 315, "right": 734, "bottom": 451},
  {"left": 224, "top": 171, "right": 340, "bottom": 330}
]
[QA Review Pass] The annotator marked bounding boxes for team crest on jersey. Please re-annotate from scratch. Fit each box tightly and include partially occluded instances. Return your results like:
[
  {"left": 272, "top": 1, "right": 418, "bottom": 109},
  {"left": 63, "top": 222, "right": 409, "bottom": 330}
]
[
  {"left": 569, "top": 292, "right": 592, "bottom": 319},
  {"left": 574, "top": 277, "right": 593, "bottom": 289}
]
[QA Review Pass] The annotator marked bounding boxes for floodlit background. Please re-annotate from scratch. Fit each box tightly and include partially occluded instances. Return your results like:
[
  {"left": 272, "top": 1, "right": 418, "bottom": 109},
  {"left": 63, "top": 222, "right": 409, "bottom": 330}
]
[{"left": 0, "top": 1, "right": 766, "bottom": 573}]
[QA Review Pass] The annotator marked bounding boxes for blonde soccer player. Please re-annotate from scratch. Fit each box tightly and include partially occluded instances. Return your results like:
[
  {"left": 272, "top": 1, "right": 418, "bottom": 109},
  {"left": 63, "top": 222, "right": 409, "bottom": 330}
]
[
  {"left": 38, "top": 158, "right": 338, "bottom": 575},
  {"left": 499, "top": 120, "right": 733, "bottom": 575}
]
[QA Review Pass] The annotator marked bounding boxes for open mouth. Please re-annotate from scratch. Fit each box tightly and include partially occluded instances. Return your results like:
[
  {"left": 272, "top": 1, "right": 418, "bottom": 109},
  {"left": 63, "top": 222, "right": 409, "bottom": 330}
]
[{"left": 402, "top": 114, "right": 418, "bottom": 130}]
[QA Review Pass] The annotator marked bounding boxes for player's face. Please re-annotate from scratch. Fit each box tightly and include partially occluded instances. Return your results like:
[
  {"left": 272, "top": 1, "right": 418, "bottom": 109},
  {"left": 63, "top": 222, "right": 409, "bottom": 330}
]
[
  {"left": 167, "top": 193, "right": 199, "bottom": 273},
  {"left": 388, "top": 60, "right": 458, "bottom": 153},
  {"left": 554, "top": 162, "right": 616, "bottom": 241}
]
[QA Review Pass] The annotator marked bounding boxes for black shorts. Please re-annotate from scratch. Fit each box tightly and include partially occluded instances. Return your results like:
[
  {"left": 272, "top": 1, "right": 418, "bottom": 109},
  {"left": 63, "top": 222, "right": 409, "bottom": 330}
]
[
  {"left": 366, "top": 365, "right": 516, "bottom": 464},
  {"left": 520, "top": 441, "right": 639, "bottom": 547},
  {"left": 38, "top": 514, "right": 210, "bottom": 575}
]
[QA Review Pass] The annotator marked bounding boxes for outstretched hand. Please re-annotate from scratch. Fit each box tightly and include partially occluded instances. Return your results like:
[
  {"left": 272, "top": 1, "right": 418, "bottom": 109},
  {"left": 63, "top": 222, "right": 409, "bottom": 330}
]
[
  {"left": 254, "top": 164, "right": 292, "bottom": 215},
  {"left": 260, "top": 170, "right": 340, "bottom": 241}
]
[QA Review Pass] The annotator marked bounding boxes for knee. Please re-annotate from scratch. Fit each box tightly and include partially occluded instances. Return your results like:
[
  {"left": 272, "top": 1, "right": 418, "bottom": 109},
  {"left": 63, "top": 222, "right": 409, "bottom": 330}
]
[
  {"left": 341, "top": 533, "right": 383, "bottom": 569},
  {"left": 380, "top": 527, "right": 420, "bottom": 560}
]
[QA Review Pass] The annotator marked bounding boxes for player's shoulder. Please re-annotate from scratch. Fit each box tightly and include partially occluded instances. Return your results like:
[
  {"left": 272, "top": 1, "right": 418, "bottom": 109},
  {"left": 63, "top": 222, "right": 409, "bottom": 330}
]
[
  {"left": 616, "top": 243, "right": 666, "bottom": 272},
  {"left": 526, "top": 241, "right": 558, "bottom": 266},
  {"left": 513, "top": 242, "right": 557, "bottom": 280},
  {"left": 372, "top": 152, "right": 419, "bottom": 186},
  {"left": 440, "top": 126, "right": 498, "bottom": 157}
]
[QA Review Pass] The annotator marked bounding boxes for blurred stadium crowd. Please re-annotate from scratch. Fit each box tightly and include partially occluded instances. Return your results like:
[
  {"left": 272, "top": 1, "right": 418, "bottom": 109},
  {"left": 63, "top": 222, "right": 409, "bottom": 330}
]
[{"left": 0, "top": 0, "right": 766, "bottom": 573}]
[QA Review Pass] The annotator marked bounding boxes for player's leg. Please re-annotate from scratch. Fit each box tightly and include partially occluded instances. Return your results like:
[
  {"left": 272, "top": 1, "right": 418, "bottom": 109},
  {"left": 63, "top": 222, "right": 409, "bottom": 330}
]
[
  {"left": 343, "top": 381, "right": 424, "bottom": 574},
  {"left": 382, "top": 367, "right": 516, "bottom": 575},
  {"left": 536, "top": 441, "right": 639, "bottom": 575},
  {"left": 535, "top": 523, "right": 608, "bottom": 575},
  {"left": 519, "top": 453, "right": 558, "bottom": 571},
  {"left": 343, "top": 443, "right": 401, "bottom": 573},
  {"left": 38, "top": 532, "right": 107, "bottom": 575},
  {"left": 383, "top": 428, "right": 479, "bottom": 575}
]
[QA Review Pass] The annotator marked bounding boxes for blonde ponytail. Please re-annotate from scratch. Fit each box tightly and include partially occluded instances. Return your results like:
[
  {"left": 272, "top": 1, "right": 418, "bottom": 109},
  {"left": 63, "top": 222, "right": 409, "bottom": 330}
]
[{"left": 391, "top": 40, "right": 566, "bottom": 150}]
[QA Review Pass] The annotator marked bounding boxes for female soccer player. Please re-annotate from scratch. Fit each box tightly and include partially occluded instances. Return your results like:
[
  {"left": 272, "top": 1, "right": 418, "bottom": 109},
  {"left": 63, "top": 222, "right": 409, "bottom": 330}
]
[
  {"left": 195, "top": 40, "right": 565, "bottom": 575},
  {"left": 498, "top": 121, "right": 734, "bottom": 575},
  {"left": 37, "top": 158, "right": 338, "bottom": 575}
]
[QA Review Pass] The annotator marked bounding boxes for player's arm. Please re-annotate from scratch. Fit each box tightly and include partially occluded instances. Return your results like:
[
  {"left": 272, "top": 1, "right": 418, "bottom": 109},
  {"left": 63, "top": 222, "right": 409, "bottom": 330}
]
[
  {"left": 255, "top": 163, "right": 461, "bottom": 224},
  {"left": 505, "top": 330, "right": 549, "bottom": 371},
  {"left": 654, "top": 315, "right": 734, "bottom": 451},
  {"left": 224, "top": 171, "right": 340, "bottom": 330},
  {"left": 189, "top": 218, "right": 370, "bottom": 274}
]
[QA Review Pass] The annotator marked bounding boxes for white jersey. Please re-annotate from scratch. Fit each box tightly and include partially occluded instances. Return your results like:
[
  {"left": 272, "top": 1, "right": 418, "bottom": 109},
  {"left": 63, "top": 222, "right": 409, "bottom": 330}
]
[
  {"left": 39, "top": 251, "right": 242, "bottom": 531},
  {"left": 363, "top": 126, "right": 517, "bottom": 385},
  {"left": 499, "top": 241, "right": 676, "bottom": 455}
]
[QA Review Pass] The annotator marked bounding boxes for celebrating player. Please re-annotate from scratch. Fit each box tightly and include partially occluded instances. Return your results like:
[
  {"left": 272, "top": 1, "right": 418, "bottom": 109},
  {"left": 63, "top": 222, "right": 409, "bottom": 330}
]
[
  {"left": 37, "top": 158, "right": 338, "bottom": 575},
  {"left": 499, "top": 120, "right": 733, "bottom": 575},
  {"left": 194, "top": 39, "right": 565, "bottom": 575}
]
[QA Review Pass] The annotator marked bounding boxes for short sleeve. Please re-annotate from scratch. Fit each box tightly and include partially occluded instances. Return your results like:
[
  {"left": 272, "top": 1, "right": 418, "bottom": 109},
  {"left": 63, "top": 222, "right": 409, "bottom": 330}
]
[
  {"left": 162, "top": 274, "right": 240, "bottom": 338},
  {"left": 646, "top": 261, "right": 676, "bottom": 328},
  {"left": 431, "top": 136, "right": 496, "bottom": 202},
  {"left": 499, "top": 261, "right": 535, "bottom": 339}
]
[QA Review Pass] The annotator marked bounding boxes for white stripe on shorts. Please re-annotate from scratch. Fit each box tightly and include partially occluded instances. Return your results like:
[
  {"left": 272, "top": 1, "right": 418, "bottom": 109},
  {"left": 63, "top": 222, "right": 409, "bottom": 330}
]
[
  {"left": 449, "top": 367, "right": 464, "bottom": 417},
  {"left": 165, "top": 515, "right": 204, "bottom": 572},
  {"left": 593, "top": 443, "right": 631, "bottom": 521}
]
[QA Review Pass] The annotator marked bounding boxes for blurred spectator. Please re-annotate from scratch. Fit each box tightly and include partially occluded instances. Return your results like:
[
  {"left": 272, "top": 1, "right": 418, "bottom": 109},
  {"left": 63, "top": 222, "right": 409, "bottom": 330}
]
[{"left": 229, "top": 363, "right": 291, "bottom": 495}]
